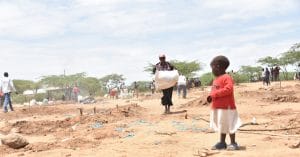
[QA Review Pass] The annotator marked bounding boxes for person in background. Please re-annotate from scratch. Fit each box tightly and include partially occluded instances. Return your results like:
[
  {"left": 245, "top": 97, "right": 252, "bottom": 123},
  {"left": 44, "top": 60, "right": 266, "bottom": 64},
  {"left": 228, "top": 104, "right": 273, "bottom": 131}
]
[
  {"left": 187, "top": 78, "right": 193, "bottom": 89},
  {"left": 261, "top": 68, "right": 266, "bottom": 85},
  {"left": 207, "top": 56, "right": 241, "bottom": 151},
  {"left": 65, "top": 85, "right": 72, "bottom": 101},
  {"left": 133, "top": 81, "right": 139, "bottom": 98},
  {"left": 150, "top": 80, "right": 155, "bottom": 94},
  {"left": 1, "top": 72, "right": 17, "bottom": 113},
  {"left": 270, "top": 67, "right": 274, "bottom": 81},
  {"left": 153, "top": 54, "right": 175, "bottom": 114},
  {"left": 194, "top": 78, "right": 201, "bottom": 87},
  {"left": 73, "top": 85, "right": 80, "bottom": 103},
  {"left": 265, "top": 68, "right": 271, "bottom": 86},
  {"left": 120, "top": 82, "right": 125, "bottom": 93},
  {"left": 274, "top": 66, "right": 280, "bottom": 81},
  {"left": 0, "top": 88, "right": 4, "bottom": 107},
  {"left": 177, "top": 74, "right": 187, "bottom": 98}
]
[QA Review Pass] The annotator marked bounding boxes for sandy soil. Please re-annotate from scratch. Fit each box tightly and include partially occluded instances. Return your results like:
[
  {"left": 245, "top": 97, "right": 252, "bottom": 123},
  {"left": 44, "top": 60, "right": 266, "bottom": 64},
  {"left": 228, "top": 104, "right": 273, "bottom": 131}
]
[{"left": 0, "top": 81, "right": 299, "bottom": 157}]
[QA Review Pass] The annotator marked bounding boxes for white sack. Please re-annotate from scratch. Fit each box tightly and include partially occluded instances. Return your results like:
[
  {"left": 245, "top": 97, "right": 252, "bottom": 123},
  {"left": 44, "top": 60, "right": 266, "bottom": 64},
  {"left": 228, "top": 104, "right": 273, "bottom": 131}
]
[{"left": 155, "top": 70, "right": 179, "bottom": 90}]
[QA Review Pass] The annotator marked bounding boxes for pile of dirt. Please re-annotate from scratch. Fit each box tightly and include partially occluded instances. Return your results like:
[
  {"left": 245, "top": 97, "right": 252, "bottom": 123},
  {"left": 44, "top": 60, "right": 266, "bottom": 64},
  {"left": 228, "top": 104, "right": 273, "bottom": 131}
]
[
  {"left": 12, "top": 118, "right": 75, "bottom": 135},
  {"left": 239, "top": 90, "right": 266, "bottom": 97},
  {"left": 263, "top": 95, "right": 299, "bottom": 103},
  {"left": 286, "top": 115, "right": 300, "bottom": 135},
  {"left": 58, "top": 137, "right": 98, "bottom": 150},
  {"left": 179, "top": 98, "right": 208, "bottom": 108},
  {"left": 1, "top": 104, "right": 146, "bottom": 136},
  {"left": 0, "top": 106, "right": 75, "bottom": 121},
  {"left": 25, "top": 142, "right": 57, "bottom": 153},
  {"left": 268, "top": 109, "right": 293, "bottom": 116}
]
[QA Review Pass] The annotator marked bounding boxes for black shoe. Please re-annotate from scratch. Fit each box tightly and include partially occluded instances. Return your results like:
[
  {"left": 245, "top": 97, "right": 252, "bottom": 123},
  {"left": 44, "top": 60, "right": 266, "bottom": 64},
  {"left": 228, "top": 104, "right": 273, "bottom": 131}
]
[{"left": 211, "top": 142, "right": 227, "bottom": 150}]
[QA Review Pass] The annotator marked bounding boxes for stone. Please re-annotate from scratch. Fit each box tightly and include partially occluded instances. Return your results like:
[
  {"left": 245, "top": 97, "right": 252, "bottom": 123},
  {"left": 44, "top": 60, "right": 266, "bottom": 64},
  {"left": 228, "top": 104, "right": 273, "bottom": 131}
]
[{"left": 1, "top": 134, "right": 29, "bottom": 149}]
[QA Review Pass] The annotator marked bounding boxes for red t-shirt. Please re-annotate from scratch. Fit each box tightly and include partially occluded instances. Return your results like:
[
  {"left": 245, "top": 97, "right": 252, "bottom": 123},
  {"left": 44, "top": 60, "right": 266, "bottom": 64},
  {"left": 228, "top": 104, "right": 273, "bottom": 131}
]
[
  {"left": 73, "top": 87, "right": 80, "bottom": 94},
  {"left": 210, "top": 74, "right": 236, "bottom": 109}
]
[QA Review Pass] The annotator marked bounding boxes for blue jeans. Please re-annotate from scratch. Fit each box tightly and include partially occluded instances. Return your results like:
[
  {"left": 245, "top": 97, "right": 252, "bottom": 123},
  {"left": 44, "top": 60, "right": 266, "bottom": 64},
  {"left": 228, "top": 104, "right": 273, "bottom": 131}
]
[
  {"left": 177, "top": 85, "right": 187, "bottom": 98},
  {"left": 3, "top": 93, "right": 13, "bottom": 112}
]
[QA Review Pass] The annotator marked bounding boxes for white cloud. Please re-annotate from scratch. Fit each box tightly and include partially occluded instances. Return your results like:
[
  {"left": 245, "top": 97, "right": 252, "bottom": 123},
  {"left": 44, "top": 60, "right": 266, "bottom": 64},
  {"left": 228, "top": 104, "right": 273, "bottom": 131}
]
[
  {"left": 0, "top": 0, "right": 299, "bottom": 83},
  {"left": 201, "top": 0, "right": 300, "bottom": 21}
]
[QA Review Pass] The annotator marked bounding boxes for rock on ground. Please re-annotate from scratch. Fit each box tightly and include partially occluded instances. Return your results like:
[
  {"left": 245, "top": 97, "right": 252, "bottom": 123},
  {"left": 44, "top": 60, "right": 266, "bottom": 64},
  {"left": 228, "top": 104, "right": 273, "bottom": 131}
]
[{"left": 1, "top": 134, "right": 29, "bottom": 149}]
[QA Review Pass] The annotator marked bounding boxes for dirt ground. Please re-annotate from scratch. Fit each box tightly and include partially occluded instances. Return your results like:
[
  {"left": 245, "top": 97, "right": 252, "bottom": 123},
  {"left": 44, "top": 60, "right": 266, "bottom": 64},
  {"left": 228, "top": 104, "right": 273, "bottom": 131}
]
[{"left": 0, "top": 81, "right": 300, "bottom": 157}]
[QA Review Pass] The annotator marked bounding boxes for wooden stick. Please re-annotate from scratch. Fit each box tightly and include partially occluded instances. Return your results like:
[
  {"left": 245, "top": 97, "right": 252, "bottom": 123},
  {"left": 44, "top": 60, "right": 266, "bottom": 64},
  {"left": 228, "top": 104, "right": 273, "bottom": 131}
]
[
  {"left": 93, "top": 107, "right": 96, "bottom": 114},
  {"left": 185, "top": 111, "right": 188, "bottom": 119},
  {"left": 239, "top": 126, "right": 300, "bottom": 132},
  {"left": 240, "top": 131, "right": 300, "bottom": 137},
  {"left": 77, "top": 108, "right": 83, "bottom": 116}
]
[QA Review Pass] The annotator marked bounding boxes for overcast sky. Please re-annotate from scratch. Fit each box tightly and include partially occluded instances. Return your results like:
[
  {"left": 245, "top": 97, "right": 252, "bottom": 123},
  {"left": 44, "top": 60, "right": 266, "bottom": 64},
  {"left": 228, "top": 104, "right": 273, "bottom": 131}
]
[{"left": 0, "top": 0, "right": 299, "bottom": 83}]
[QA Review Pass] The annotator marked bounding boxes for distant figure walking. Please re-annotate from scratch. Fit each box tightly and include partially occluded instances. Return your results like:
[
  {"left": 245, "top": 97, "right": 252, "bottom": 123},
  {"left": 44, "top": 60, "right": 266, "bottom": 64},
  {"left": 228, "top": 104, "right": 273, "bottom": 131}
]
[
  {"left": 177, "top": 74, "right": 187, "bottom": 98},
  {"left": 270, "top": 67, "right": 274, "bottom": 81},
  {"left": 265, "top": 68, "right": 271, "bottom": 86},
  {"left": 150, "top": 80, "right": 155, "bottom": 94},
  {"left": 274, "top": 66, "right": 280, "bottom": 81},
  {"left": 133, "top": 81, "right": 139, "bottom": 98},
  {"left": 1, "top": 72, "right": 17, "bottom": 113},
  {"left": 73, "top": 85, "right": 80, "bottom": 102},
  {"left": 261, "top": 68, "right": 266, "bottom": 85}
]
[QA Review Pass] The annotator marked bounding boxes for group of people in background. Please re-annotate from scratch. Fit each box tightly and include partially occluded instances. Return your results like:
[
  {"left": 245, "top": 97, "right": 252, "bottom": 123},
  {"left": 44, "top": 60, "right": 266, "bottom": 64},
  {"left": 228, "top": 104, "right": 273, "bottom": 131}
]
[
  {"left": 63, "top": 85, "right": 80, "bottom": 102},
  {"left": 261, "top": 66, "right": 280, "bottom": 86}
]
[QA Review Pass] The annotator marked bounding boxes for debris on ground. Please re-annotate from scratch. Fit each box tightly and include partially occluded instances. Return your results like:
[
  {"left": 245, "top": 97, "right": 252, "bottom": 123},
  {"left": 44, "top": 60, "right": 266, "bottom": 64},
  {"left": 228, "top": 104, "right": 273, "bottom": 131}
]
[
  {"left": 263, "top": 95, "right": 299, "bottom": 103},
  {"left": 80, "top": 97, "right": 97, "bottom": 104},
  {"left": 155, "top": 131, "right": 177, "bottom": 136},
  {"left": 289, "top": 141, "right": 300, "bottom": 149}
]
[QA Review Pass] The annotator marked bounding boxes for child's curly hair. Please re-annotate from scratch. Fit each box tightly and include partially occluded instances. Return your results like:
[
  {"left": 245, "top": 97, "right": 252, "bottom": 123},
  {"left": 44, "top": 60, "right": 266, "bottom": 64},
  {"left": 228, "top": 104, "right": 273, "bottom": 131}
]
[{"left": 210, "top": 55, "right": 230, "bottom": 70}]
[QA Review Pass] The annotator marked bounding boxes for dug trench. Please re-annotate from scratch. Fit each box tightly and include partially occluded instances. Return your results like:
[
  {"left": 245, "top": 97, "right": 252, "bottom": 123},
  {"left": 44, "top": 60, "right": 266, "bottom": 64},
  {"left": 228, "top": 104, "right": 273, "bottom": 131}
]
[{"left": 0, "top": 103, "right": 146, "bottom": 154}]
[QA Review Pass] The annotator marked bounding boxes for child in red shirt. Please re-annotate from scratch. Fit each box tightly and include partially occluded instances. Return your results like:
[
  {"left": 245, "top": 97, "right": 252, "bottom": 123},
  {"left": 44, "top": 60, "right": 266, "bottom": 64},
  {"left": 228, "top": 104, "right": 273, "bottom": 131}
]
[{"left": 207, "top": 56, "right": 241, "bottom": 150}]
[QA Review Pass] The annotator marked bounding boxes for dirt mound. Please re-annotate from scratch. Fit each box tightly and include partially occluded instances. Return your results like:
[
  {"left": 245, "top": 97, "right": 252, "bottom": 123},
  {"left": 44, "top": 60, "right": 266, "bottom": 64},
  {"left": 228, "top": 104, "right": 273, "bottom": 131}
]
[
  {"left": 263, "top": 95, "right": 299, "bottom": 103},
  {"left": 1, "top": 103, "right": 146, "bottom": 136},
  {"left": 180, "top": 98, "right": 208, "bottom": 108},
  {"left": 0, "top": 106, "right": 75, "bottom": 121},
  {"left": 9, "top": 119, "right": 75, "bottom": 135},
  {"left": 59, "top": 138, "right": 98, "bottom": 150},
  {"left": 286, "top": 115, "right": 300, "bottom": 135},
  {"left": 25, "top": 142, "right": 57, "bottom": 153},
  {"left": 268, "top": 109, "right": 293, "bottom": 116},
  {"left": 239, "top": 90, "right": 266, "bottom": 97}
]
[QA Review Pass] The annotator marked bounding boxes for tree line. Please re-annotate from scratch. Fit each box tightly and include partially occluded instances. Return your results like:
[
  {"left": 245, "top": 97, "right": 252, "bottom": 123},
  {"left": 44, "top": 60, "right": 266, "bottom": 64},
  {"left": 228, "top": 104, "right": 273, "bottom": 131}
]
[{"left": 12, "top": 43, "right": 299, "bottom": 103}]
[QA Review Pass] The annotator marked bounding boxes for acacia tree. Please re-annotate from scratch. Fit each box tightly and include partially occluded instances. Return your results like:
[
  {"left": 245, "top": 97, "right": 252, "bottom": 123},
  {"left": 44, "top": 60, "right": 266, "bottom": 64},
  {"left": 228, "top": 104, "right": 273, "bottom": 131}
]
[
  {"left": 238, "top": 66, "right": 262, "bottom": 82},
  {"left": 13, "top": 80, "right": 37, "bottom": 93},
  {"left": 98, "top": 74, "right": 126, "bottom": 94},
  {"left": 257, "top": 56, "right": 280, "bottom": 67},
  {"left": 40, "top": 73, "right": 86, "bottom": 88},
  {"left": 257, "top": 43, "right": 300, "bottom": 80}
]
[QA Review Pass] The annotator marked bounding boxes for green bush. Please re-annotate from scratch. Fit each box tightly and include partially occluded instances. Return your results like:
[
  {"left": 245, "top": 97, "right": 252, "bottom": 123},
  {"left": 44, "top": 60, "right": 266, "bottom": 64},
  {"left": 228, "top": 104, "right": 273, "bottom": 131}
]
[
  {"left": 200, "top": 72, "right": 214, "bottom": 86},
  {"left": 231, "top": 73, "right": 249, "bottom": 84},
  {"left": 12, "top": 94, "right": 29, "bottom": 104},
  {"left": 279, "top": 72, "right": 295, "bottom": 81}
]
